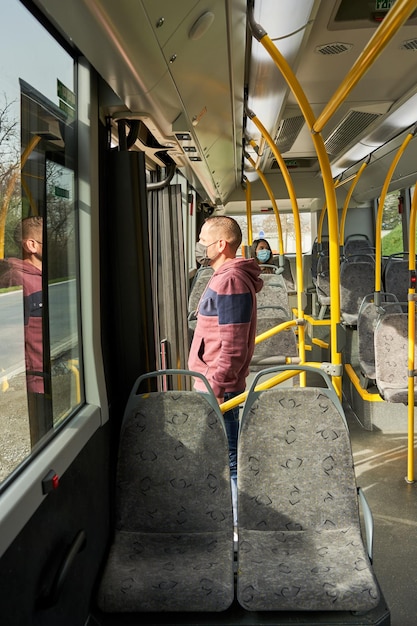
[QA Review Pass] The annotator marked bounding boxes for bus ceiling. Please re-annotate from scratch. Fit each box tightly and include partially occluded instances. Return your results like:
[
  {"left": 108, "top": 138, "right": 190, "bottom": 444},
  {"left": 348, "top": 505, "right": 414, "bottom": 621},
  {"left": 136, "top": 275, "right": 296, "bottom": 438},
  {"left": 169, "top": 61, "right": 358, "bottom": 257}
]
[{"left": 33, "top": 0, "right": 417, "bottom": 212}]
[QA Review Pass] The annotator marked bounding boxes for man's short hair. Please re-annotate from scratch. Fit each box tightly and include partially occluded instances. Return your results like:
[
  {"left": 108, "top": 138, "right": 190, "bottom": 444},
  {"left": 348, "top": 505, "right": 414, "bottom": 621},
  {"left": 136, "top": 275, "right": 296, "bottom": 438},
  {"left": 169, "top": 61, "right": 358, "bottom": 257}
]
[
  {"left": 14, "top": 216, "right": 43, "bottom": 246},
  {"left": 205, "top": 216, "right": 242, "bottom": 252}
]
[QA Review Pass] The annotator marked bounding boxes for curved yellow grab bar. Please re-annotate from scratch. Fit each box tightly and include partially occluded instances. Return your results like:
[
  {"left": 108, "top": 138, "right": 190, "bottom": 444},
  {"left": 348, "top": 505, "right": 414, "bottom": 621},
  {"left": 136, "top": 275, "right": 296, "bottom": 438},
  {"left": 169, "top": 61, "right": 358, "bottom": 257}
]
[
  {"left": 245, "top": 152, "right": 284, "bottom": 255},
  {"left": 254, "top": 318, "right": 302, "bottom": 345},
  {"left": 245, "top": 118, "right": 306, "bottom": 377},
  {"left": 313, "top": 0, "right": 417, "bottom": 133},
  {"left": 375, "top": 131, "right": 415, "bottom": 292},
  {"left": 248, "top": 27, "right": 342, "bottom": 398},
  {"left": 338, "top": 161, "right": 369, "bottom": 247}
]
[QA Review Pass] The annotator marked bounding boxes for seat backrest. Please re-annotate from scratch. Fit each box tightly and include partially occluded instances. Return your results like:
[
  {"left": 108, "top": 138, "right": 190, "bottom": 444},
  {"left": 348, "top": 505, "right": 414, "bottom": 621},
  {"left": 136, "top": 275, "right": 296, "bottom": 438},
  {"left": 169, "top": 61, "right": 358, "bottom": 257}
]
[
  {"left": 188, "top": 266, "right": 214, "bottom": 316},
  {"left": 315, "top": 253, "right": 330, "bottom": 301},
  {"left": 357, "top": 293, "right": 402, "bottom": 380},
  {"left": 97, "top": 370, "right": 234, "bottom": 613},
  {"left": 311, "top": 237, "right": 329, "bottom": 283},
  {"left": 239, "top": 370, "right": 356, "bottom": 533},
  {"left": 344, "top": 233, "right": 373, "bottom": 258},
  {"left": 237, "top": 365, "right": 380, "bottom": 613},
  {"left": 256, "top": 272, "right": 290, "bottom": 316},
  {"left": 251, "top": 306, "right": 299, "bottom": 370},
  {"left": 374, "top": 312, "right": 417, "bottom": 403},
  {"left": 383, "top": 253, "right": 411, "bottom": 310},
  {"left": 340, "top": 256, "right": 375, "bottom": 325}
]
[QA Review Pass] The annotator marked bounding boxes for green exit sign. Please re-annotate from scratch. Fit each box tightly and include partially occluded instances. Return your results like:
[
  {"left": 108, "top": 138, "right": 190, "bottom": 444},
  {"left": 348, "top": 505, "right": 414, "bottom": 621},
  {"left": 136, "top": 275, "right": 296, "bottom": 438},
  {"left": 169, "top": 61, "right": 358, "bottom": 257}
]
[{"left": 375, "top": 0, "right": 394, "bottom": 9}]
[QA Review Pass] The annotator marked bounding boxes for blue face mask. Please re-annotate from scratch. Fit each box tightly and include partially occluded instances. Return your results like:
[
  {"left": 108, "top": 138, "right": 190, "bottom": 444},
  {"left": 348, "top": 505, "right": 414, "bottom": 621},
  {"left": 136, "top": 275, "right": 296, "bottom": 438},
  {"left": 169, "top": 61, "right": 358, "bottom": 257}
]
[{"left": 257, "top": 249, "right": 271, "bottom": 263}]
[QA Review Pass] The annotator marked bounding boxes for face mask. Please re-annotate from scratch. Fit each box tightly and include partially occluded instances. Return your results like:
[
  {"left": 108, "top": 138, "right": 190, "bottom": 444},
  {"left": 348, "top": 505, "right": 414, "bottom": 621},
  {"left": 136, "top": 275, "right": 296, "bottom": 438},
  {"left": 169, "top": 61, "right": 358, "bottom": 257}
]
[
  {"left": 195, "top": 242, "right": 210, "bottom": 266},
  {"left": 257, "top": 249, "right": 271, "bottom": 263},
  {"left": 195, "top": 240, "right": 219, "bottom": 266}
]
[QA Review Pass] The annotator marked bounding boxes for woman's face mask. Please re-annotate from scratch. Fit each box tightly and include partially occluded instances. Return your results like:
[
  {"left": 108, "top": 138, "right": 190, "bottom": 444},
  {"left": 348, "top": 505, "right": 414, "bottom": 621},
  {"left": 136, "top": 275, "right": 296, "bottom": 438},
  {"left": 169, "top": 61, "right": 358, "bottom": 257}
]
[{"left": 257, "top": 248, "right": 271, "bottom": 263}]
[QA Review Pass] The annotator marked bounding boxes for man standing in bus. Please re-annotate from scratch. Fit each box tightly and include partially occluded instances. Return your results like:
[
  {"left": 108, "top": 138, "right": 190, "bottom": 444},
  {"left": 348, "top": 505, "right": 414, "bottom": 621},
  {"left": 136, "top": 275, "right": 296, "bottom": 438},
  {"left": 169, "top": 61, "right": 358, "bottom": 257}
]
[
  {"left": 0, "top": 216, "right": 52, "bottom": 447},
  {"left": 188, "top": 216, "right": 262, "bottom": 525}
]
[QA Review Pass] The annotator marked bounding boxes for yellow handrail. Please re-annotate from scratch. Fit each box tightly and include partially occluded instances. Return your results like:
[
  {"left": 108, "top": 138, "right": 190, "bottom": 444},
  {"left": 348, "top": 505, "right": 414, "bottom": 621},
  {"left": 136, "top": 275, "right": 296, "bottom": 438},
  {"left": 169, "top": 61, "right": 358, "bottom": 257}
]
[
  {"left": 245, "top": 179, "right": 253, "bottom": 246},
  {"left": 254, "top": 318, "right": 301, "bottom": 345},
  {"left": 374, "top": 131, "right": 414, "bottom": 292},
  {"left": 406, "top": 181, "right": 417, "bottom": 482},
  {"left": 246, "top": 113, "right": 306, "bottom": 375},
  {"left": 339, "top": 161, "right": 369, "bottom": 247},
  {"left": 244, "top": 152, "right": 284, "bottom": 255},
  {"left": 249, "top": 27, "right": 342, "bottom": 398},
  {"left": 313, "top": 0, "right": 417, "bottom": 133},
  {"left": 220, "top": 361, "right": 326, "bottom": 413}
]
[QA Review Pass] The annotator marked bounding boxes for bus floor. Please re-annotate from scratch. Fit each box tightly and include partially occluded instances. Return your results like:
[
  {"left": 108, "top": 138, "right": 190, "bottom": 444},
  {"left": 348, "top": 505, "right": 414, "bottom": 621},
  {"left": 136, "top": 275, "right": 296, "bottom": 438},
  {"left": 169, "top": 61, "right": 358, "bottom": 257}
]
[{"left": 345, "top": 402, "right": 417, "bottom": 626}]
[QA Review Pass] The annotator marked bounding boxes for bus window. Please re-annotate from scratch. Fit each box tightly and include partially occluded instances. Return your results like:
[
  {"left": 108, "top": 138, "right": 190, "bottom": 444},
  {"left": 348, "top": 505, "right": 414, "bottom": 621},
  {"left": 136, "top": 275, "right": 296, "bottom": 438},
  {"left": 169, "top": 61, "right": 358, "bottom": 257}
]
[
  {"left": 381, "top": 190, "right": 403, "bottom": 256},
  {"left": 235, "top": 212, "right": 313, "bottom": 254},
  {"left": 0, "top": 0, "right": 79, "bottom": 487}
]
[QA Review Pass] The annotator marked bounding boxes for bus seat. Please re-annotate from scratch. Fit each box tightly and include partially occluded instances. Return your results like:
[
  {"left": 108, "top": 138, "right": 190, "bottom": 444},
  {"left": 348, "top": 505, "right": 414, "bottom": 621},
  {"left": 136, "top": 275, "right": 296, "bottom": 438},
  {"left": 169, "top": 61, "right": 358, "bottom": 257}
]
[
  {"left": 250, "top": 306, "right": 299, "bottom": 372},
  {"left": 315, "top": 254, "right": 331, "bottom": 318},
  {"left": 374, "top": 312, "right": 417, "bottom": 403},
  {"left": 357, "top": 293, "right": 402, "bottom": 386},
  {"left": 383, "top": 253, "right": 413, "bottom": 312},
  {"left": 97, "top": 370, "right": 234, "bottom": 613},
  {"left": 257, "top": 272, "right": 291, "bottom": 317},
  {"left": 340, "top": 256, "right": 375, "bottom": 326},
  {"left": 344, "top": 233, "right": 373, "bottom": 258},
  {"left": 237, "top": 365, "right": 381, "bottom": 613},
  {"left": 311, "top": 236, "right": 329, "bottom": 285},
  {"left": 188, "top": 266, "right": 214, "bottom": 319}
]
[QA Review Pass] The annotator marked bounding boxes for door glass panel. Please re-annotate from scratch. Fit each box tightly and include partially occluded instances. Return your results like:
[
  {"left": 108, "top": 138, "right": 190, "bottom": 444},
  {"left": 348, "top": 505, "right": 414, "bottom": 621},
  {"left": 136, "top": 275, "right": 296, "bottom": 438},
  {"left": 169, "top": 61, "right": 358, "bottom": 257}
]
[{"left": 0, "top": 0, "right": 79, "bottom": 487}]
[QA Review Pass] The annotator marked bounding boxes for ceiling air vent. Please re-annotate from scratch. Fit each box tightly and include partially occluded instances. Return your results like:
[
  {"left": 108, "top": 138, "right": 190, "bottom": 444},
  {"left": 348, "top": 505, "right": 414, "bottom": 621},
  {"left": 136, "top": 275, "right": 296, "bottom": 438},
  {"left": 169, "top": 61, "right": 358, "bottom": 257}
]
[
  {"left": 274, "top": 115, "right": 304, "bottom": 153},
  {"left": 315, "top": 42, "right": 353, "bottom": 55},
  {"left": 324, "top": 110, "right": 380, "bottom": 157},
  {"left": 270, "top": 158, "right": 316, "bottom": 170},
  {"left": 401, "top": 39, "right": 417, "bottom": 51}
]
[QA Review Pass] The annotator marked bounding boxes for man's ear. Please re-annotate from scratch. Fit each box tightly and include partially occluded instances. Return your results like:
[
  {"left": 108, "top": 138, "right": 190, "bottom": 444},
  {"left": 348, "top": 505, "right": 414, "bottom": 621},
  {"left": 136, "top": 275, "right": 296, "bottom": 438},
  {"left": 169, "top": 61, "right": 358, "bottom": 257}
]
[
  {"left": 22, "top": 238, "right": 37, "bottom": 254},
  {"left": 218, "top": 239, "right": 228, "bottom": 253}
]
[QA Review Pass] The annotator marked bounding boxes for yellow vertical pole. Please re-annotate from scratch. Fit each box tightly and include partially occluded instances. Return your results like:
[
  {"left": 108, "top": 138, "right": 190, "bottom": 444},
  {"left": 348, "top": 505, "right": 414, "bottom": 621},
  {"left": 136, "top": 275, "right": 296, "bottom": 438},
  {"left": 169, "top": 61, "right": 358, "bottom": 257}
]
[
  {"left": 250, "top": 27, "right": 342, "bottom": 397},
  {"left": 406, "top": 184, "right": 417, "bottom": 483},
  {"left": 244, "top": 153, "right": 284, "bottom": 255},
  {"left": 246, "top": 179, "right": 253, "bottom": 247},
  {"left": 246, "top": 113, "right": 306, "bottom": 377}
]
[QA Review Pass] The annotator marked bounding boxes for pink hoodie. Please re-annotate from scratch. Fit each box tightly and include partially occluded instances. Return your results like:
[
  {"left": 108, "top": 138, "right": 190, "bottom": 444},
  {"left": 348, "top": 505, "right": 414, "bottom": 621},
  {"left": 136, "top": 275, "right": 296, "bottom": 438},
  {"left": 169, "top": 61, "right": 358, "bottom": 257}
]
[
  {"left": 0, "top": 257, "right": 44, "bottom": 393},
  {"left": 188, "top": 257, "right": 262, "bottom": 397}
]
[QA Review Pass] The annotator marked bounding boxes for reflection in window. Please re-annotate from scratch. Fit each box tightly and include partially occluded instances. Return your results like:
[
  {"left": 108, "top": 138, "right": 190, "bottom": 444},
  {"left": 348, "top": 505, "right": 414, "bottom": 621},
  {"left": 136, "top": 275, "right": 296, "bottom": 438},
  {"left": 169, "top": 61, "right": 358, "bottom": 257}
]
[{"left": 0, "top": 0, "right": 79, "bottom": 486}]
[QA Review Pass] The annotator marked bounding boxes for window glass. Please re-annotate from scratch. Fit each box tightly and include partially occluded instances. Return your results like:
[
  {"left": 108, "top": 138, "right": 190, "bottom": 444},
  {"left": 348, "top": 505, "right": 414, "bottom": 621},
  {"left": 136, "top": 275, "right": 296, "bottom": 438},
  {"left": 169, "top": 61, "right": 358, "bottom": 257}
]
[
  {"left": 0, "top": 0, "right": 80, "bottom": 486},
  {"left": 380, "top": 190, "right": 403, "bottom": 256},
  {"left": 234, "top": 212, "right": 312, "bottom": 254}
]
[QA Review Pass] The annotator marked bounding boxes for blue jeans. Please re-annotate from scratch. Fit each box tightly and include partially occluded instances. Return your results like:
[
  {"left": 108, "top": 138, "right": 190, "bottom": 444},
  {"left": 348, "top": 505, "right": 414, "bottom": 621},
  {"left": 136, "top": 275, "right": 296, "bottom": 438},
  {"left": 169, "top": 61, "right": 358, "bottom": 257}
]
[{"left": 223, "top": 390, "right": 243, "bottom": 481}]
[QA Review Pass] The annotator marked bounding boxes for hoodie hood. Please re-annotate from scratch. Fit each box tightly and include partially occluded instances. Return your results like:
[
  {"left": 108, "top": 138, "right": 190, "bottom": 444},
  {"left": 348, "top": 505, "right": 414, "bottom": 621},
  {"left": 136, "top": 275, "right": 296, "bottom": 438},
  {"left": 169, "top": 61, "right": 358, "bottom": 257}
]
[
  {"left": 4, "top": 257, "right": 41, "bottom": 276},
  {"left": 214, "top": 257, "right": 263, "bottom": 293}
]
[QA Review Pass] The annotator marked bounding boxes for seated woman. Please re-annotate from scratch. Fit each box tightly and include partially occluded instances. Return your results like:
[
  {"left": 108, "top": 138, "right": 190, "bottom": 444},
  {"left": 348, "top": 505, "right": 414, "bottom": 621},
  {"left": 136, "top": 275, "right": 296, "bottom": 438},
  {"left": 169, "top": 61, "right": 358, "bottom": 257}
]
[{"left": 251, "top": 238, "right": 275, "bottom": 273}]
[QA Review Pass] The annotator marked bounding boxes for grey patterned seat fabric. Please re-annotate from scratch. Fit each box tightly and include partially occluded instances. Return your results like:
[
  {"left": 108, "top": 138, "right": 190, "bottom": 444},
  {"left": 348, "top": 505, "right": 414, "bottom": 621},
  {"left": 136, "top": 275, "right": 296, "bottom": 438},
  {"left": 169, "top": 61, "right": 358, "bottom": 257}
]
[
  {"left": 340, "top": 256, "right": 375, "bottom": 326},
  {"left": 343, "top": 234, "right": 373, "bottom": 258},
  {"left": 383, "top": 254, "right": 412, "bottom": 311},
  {"left": 257, "top": 272, "right": 291, "bottom": 317},
  {"left": 357, "top": 293, "right": 402, "bottom": 382},
  {"left": 188, "top": 266, "right": 214, "bottom": 317},
  {"left": 237, "top": 366, "right": 380, "bottom": 612},
  {"left": 251, "top": 306, "right": 299, "bottom": 371},
  {"left": 315, "top": 254, "right": 331, "bottom": 318},
  {"left": 311, "top": 237, "right": 329, "bottom": 285},
  {"left": 374, "top": 312, "right": 417, "bottom": 403},
  {"left": 98, "top": 373, "right": 234, "bottom": 612}
]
